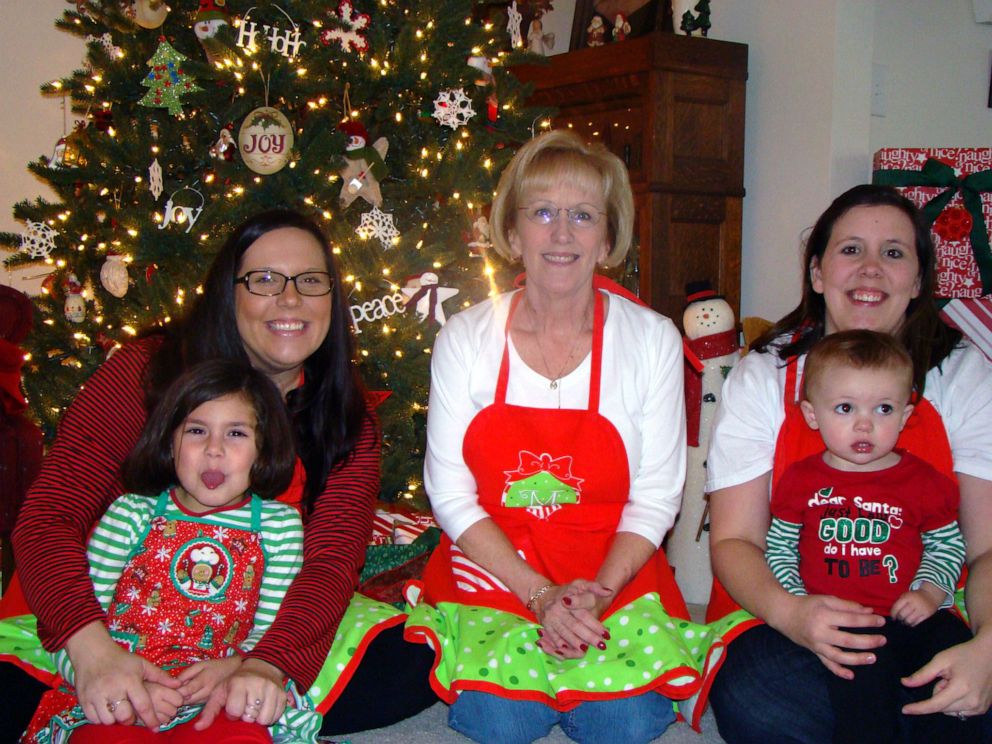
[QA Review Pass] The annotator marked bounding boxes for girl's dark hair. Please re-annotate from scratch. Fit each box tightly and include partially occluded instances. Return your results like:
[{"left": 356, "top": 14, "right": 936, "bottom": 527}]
[
  {"left": 123, "top": 359, "right": 296, "bottom": 499},
  {"left": 753, "top": 184, "right": 961, "bottom": 393},
  {"left": 146, "top": 209, "right": 370, "bottom": 513}
]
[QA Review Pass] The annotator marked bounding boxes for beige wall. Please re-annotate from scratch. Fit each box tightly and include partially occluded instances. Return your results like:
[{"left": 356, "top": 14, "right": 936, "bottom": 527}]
[
  {"left": 710, "top": 0, "right": 992, "bottom": 321},
  {"left": 2, "top": 1, "right": 992, "bottom": 321},
  {"left": 0, "top": 1, "right": 83, "bottom": 293}
]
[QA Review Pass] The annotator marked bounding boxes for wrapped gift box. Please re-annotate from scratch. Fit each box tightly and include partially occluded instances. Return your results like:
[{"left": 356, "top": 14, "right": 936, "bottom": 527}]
[{"left": 872, "top": 148, "right": 992, "bottom": 298}]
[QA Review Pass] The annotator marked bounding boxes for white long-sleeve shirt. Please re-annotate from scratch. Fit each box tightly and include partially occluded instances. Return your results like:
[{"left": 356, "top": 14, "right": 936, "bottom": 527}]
[{"left": 425, "top": 288, "right": 687, "bottom": 547}]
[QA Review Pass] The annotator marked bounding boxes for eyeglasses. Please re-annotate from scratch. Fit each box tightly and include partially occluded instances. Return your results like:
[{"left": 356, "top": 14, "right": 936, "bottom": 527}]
[
  {"left": 234, "top": 270, "right": 334, "bottom": 297},
  {"left": 518, "top": 202, "right": 606, "bottom": 228}
]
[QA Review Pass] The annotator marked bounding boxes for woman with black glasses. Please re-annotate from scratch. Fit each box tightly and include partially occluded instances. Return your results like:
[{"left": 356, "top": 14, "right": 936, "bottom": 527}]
[{"left": 2, "top": 209, "right": 436, "bottom": 738}]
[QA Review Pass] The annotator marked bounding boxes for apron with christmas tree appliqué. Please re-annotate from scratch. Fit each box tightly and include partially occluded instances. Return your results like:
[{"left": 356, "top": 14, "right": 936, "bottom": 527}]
[
  {"left": 705, "top": 352, "right": 961, "bottom": 645},
  {"left": 405, "top": 289, "right": 723, "bottom": 725},
  {"left": 22, "top": 490, "right": 318, "bottom": 743}
]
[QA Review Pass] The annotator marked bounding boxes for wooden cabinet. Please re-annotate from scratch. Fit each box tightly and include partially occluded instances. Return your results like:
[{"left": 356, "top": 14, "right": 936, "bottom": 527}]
[{"left": 512, "top": 32, "right": 748, "bottom": 326}]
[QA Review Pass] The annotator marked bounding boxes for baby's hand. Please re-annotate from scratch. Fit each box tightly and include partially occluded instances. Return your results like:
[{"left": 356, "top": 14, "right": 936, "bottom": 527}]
[
  {"left": 146, "top": 681, "right": 184, "bottom": 724},
  {"left": 891, "top": 584, "right": 944, "bottom": 626},
  {"left": 176, "top": 657, "right": 242, "bottom": 705}
]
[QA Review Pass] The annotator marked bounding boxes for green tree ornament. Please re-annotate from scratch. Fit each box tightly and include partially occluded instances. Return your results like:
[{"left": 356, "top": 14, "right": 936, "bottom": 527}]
[{"left": 139, "top": 37, "right": 202, "bottom": 116}]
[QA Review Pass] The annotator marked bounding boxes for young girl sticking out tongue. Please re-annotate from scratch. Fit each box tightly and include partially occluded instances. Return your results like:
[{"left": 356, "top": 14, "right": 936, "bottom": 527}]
[{"left": 23, "top": 359, "right": 318, "bottom": 743}]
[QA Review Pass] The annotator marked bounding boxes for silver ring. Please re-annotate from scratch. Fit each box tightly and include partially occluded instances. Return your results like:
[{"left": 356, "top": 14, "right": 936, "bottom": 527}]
[
  {"left": 254, "top": 698, "right": 262, "bottom": 706},
  {"left": 245, "top": 703, "right": 258, "bottom": 710},
  {"left": 955, "top": 711, "right": 968, "bottom": 720},
  {"left": 106, "top": 698, "right": 126, "bottom": 713}
]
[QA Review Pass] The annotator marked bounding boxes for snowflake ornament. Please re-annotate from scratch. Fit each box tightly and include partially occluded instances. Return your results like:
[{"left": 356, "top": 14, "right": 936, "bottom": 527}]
[
  {"left": 356, "top": 207, "right": 400, "bottom": 249},
  {"left": 507, "top": 2, "right": 523, "bottom": 47},
  {"left": 433, "top": 88, "right": 476, "bottom": 130},
  {"left": 20, "top": 221, "right": 58, "bottom": 259},
  {"left": 87, "top": 32, "right": 121, "bottom": 59},
  {"left": 322, "top": 0, "right": 370, "bottom": 53},
  {"left": 149, "top": 158, "right": 164, "bottom": 200}
]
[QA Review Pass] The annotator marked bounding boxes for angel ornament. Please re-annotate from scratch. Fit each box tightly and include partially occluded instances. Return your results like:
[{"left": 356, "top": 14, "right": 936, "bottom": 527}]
[{"left": 527, "top": 17, "right": 555, "bottom": 55}]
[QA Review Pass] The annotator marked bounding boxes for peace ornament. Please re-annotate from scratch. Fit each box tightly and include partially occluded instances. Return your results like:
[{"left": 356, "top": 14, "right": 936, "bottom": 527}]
[{"left": 238, "top": 107, "right": 294, "bottom": 175}]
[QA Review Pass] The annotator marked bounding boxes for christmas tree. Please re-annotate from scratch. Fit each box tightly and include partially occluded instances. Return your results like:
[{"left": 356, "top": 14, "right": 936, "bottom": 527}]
[{"left": 1, "top": 0, "right": 549, "bottom": 508}]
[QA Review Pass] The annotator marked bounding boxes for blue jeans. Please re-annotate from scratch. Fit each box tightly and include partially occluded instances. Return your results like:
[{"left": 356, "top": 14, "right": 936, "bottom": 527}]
[
  {"left": 709, "top": 623, "right": 992, "bottom": 744},
  {"left": 448, "top": 690, "right": 677, "bottom": 744}
]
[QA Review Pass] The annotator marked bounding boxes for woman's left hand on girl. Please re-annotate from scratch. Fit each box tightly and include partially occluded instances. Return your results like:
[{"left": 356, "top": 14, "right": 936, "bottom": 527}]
[
  {"left": 194, "top": 657, "right": 288, "bottom": 729},
  {"left": 535, "top": 580, "right": 613, "bottom": 659}
]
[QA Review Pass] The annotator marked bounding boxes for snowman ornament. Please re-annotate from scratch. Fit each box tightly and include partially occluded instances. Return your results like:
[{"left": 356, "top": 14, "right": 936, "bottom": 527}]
[
  {"left": 194, "top": 0, "right": 232, "bottom": 66},
  {"left": 666, "top": 280, "right": 739, "bottom": 605}
]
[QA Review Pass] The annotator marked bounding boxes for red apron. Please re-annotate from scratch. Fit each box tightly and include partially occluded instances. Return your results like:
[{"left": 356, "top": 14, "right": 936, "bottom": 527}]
[
  {"left": 705, "top": 355, "right": 956, "bottom": 629},
  {"left": 421, "top": 289, "right": 687, "bottom": 621},
  {"left": 23, "top": 491, "right": 266, "bottom": 741}
]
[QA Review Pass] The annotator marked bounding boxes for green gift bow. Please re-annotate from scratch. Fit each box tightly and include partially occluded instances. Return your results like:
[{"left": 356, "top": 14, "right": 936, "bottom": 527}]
[{"left": 873, "top": 158, "right": 992, "bottom": 295}]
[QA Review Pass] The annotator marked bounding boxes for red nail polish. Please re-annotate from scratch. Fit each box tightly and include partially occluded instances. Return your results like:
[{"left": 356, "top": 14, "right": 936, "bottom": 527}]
[
  {"left": 580, "top": 643, "right": 588, "bottom": 652},
  {"left": 537, "top": 629, "right": 544, "bottom": 637},
  {"left": 562, "top": 596, "right": 572, "bottom": 606},
  {"left": 597, "top": 641, "right": 607, "bottom": 650},
  {"left": 603, "top": 631, "right": 611, "bottom": 640}
]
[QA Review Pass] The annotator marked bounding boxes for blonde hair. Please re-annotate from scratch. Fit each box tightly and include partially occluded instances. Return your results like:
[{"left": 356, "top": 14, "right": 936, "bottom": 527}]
[{"left": 489, "top": 129, "right": 634, "bottom": 268}]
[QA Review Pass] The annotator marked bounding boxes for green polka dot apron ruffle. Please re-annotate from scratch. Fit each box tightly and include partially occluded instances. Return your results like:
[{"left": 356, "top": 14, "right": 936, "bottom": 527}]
[
  {"left": 305, "top": 592, "right": 406, "bottom": 714},
  {"left": 0, "top": 593, "right": 405, "bottom": 734},
  {"left": 405, "top": 288, "right": 724, "bottom": 730},
  {"left": 406, "top": 585, "right": 723, "bottom": 725}
]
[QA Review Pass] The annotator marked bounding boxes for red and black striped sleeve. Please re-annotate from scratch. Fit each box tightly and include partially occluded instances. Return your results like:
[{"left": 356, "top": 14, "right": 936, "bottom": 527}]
[
  {"left": 12, "top": 338, "right": 158, "bottom": 650},
  {"left": 247, "top": 411, "right": 381, "bottom": 689}
]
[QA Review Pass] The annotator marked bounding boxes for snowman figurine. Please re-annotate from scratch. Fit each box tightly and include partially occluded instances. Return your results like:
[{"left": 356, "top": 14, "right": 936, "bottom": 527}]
[
  {"left": 63, "top": 274, "right": 86, "bottom": 324},
  {"left": 666, "top": 280, "right": 739, "bottom": 605}
]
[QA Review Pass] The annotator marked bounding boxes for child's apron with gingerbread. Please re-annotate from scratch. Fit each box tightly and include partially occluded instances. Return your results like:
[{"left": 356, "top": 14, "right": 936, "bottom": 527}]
[
  {"left": 406, "top": 288, "right": 723, "bottom": 728},
  {"left": 22, "top": 490, "right": 319, "bottom": 743}
]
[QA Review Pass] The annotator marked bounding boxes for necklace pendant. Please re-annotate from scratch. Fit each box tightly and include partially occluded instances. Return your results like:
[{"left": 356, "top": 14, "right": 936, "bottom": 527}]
[{"left": 549, "top": 379, "right": 558, "bottom": 390}]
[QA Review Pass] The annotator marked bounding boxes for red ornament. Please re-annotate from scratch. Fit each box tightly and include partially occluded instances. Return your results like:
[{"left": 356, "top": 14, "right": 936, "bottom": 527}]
[
  {"left": 41, "top": 273, "right": 58, "bottom": 296},
  {"left": 933, "top": 206, "right": 973, "bottom": 243},
  {"left": 92, "top": 108, "right": 113, "bottom": 132},
  {"left": 145, "top": 263, "right": 159, "bottom": 283}
]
